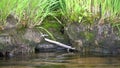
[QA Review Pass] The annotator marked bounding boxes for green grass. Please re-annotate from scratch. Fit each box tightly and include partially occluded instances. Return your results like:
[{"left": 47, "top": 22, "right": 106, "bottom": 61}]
[
  {"left": 14, "top": 0, "right": 60, "bottom": 28},
  {"left": 0, "top": 0, "right": 59, "bottom": 41},
  {"left": 0, "top": 0, "right": 120, "bottom": 27},
  {"left": 93, "top": 0, "right": 120, "bottom": 19},
  {"left": 0, "top": 0, "right": 59, "bottom": 27},
  {"left": 0, "top": 0, "right": 17, "bottom": 25},
  {"left": 0, "top": 0, "right": 120, "bottom": 50},
  {"left": 59, "top": 0, "right": 92, "bottom": 23}
]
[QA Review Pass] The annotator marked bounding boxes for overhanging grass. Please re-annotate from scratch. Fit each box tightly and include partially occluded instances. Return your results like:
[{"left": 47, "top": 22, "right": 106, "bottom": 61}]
[
  {"left": 59, "top": 0, "right": 120, "bottom": 24},
  {"left": 0, "top": 0, "right": 120, "bottom": 32},
  {"left": 0, "top": 0, "right": 120, "bottom": 25},
  {"left": 0, "top": 0, "right": 18, "bottom": 25},
  {"left": 0, "top": 0, "right": 59, "bottom": 27}
]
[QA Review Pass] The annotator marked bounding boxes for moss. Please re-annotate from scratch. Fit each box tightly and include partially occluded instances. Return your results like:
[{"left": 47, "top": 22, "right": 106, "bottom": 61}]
[
  {"left": 79, "top": 31, "right": 95, "bottom": 41},
  {"left": 41, "top": 21, "right": 63, "bottom": 35},
  {"left": 41, "top": 21, "right": 61, "bottom": 30},
  {"left": 84, "top": 31, "right": 95, "bottom": 41},
  {"left": 39, "top": 20, "right": 65, "bottom": 40}
]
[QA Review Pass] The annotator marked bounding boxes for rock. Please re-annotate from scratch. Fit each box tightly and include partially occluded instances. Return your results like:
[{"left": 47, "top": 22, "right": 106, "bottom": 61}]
[
  {"left": 72, "top": 40, "right": 83, "bottom": 51},
  {"left": 66, "top": 23, "right": 95, "bottom": 52},
  {"left": 4, "top": 14, "right": 18, "bottom": 29},
  {"left": 65, "top": 22, "right": 120, "bottom": 56},
  {"left": 24, "top": 28, "right": 43, "bottom": 43},
  {"left": 5, "top": 51, "right": 14, "bottom": 57},
  {"left": 0, "top": 28, "right": 43, "bottom": 56},
  {"left": 0, "top": 52, "right": 4, "bottom": 57},
  {"left": 0, "top": 34, "right": 12, "bottom": 46},
  {"left": 35, "top": 41, "right": 66, "bottom": 53},
  {"left": 35, "top": 43, "right": 56, "bottom": 52},
  {"left": 0, "top": 25, "right": 69, "bottom": 56}
]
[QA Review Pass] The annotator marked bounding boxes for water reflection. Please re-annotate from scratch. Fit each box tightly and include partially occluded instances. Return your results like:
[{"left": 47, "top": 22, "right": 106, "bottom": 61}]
[{"left": 0, "top": 52, "right": 120, "bottom": 68}]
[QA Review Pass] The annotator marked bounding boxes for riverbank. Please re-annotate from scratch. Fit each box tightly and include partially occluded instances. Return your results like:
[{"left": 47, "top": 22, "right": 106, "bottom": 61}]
[
  {"left": 0, "top": 0, "right": 120, "bottom": 57},
  {"left": 0, "top": 19, "right": 120, "bottom": 57}
]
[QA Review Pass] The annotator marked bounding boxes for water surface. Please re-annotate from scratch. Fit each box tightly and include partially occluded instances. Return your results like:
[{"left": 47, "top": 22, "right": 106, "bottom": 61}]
[{"left": 0, "top": 52, "right": 120, "bottom": 68}]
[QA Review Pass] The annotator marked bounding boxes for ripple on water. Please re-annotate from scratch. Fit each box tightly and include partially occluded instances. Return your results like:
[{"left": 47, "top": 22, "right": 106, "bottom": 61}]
[{"left": 0, "top": 53, "right": 120, "bottom": 68}]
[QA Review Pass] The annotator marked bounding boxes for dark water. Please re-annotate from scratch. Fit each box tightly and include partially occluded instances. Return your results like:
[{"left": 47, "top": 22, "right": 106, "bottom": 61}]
[{"left": 0, "top": 52, "right": 120, "bottom": 68}]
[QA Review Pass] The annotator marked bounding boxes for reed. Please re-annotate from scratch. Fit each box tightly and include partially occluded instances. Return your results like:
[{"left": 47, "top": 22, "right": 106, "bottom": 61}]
[
  {"left": 0, "top": 0, "right": 120, "bottom": 26},
  {"left": 0, "top": 0, "right": 59, "bottom": 27},
  {"left": 59, "top": 0, "right": 120, "bottom": 24},
  {"left": 59, "top": 0, "right": 93, "bottom": 24},
  {"left": 14, "top": 0, "right": 60, "bottom": 27},
  {"left": 93, "top": 0, "right": 120, "bottom": 19},
  {"left": 0, "top": 0, "right": 18, "bottom": 25},
  {"left": 0, "top": 0, "right": 58, "bottom": 40}
]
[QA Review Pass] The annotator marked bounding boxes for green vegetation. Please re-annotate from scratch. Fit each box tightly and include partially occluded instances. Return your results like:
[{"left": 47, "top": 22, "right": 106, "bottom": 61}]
[
  {"left": 0, "top": 0, "right": 120, "bottom": 33},
  {"left": 0, "top": 0, "right": 59, "bottom": 27},
  {"left": 0, "top": 0, "right": 120, "bottom": 56},
  {"left": 59, "top": 0, "right": 92, "bottom": 24}
]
